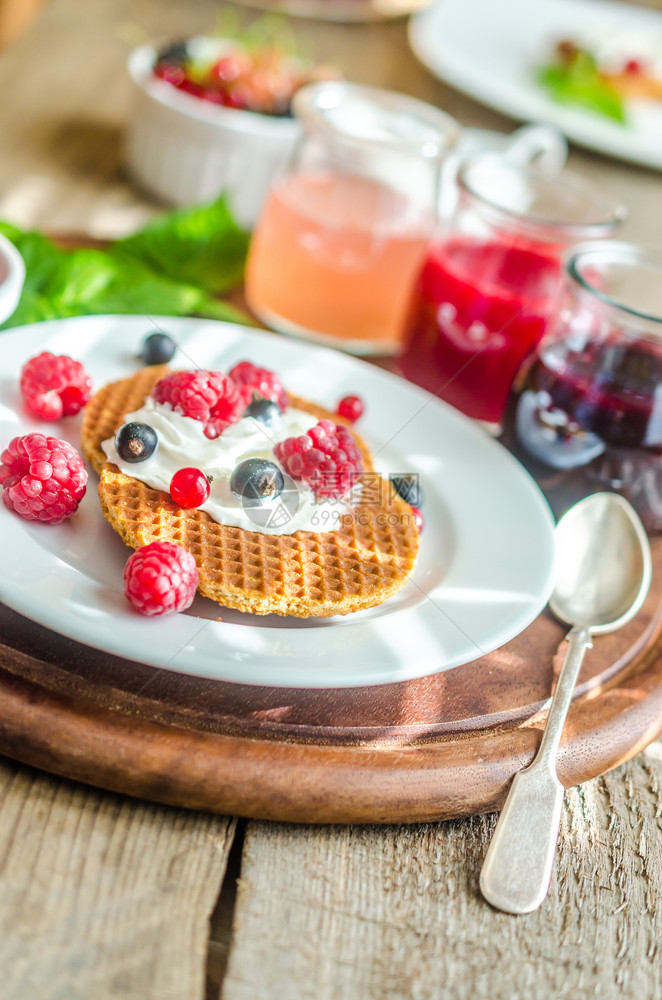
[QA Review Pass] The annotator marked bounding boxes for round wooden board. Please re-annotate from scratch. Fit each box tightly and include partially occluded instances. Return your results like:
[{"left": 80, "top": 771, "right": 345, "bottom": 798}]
[{"left": 1, "top": 528, "right": 661, "bottom": 825}]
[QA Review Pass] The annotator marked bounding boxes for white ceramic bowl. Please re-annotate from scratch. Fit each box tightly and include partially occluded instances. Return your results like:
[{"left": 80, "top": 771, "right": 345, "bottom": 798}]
[
  {"left": 125, "top": 41, "right": 301, "bottom": 228},
  {"left": 0, "top": 233, "right": 25, "bottom": 326}
]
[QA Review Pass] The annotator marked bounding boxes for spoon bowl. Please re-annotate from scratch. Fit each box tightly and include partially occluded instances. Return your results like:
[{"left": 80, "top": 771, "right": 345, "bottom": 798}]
[{"left": 551, "top": 492, "right": 652, "bottom": 634}]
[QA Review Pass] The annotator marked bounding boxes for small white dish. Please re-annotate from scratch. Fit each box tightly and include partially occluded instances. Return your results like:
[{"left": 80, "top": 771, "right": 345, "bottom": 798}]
[
  {"left": 409, "top": 0, "right": 662, "bottom": 170},
  {"left": 125, "top": 41, "right": 300, "bottom": 227},
  {"left": 125, "top": 35, "right": 566, "bottom": 232},
  {"left": 0, "top": 233, "right": 25, "bottom": 326},
  {"left": 0, "top": 315, "right": 555, "bottom": 688}
]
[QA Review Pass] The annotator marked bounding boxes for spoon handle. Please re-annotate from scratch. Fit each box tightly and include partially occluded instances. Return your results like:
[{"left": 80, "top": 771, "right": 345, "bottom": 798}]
[{"left": 479, "top": 626, "right": 592, "bottom": 914}]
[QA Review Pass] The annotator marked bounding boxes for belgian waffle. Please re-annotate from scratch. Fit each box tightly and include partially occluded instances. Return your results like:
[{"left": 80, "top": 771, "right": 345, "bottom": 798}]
[{"left": 81, "top": 367, "right": 419, "bottom": 618}]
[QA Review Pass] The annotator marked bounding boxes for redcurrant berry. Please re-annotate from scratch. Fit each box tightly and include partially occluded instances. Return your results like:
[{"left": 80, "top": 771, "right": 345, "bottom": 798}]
[
  {"left": 336, "top": 395, "right": 364, "bottom": 423},
  {"left": 410, "top": 506, "right": 424, "bottom": 533},
  {"left": 170, "top": 467, "right": 210, "bottom": 508}
]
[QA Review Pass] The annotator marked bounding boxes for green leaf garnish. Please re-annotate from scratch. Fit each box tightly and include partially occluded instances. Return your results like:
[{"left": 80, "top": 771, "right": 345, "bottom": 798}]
[
  {"left": 0, "top": 195, "right": 252, "bottom": 331},
  {"left": 116, "top": 196, "right": 250, "bottom": 295},
  {"left": 537, "top": 50, "right": 627, "bottom": 124},
  {"left": 212, "top": 10, "right": 299, "bottom": 58}
]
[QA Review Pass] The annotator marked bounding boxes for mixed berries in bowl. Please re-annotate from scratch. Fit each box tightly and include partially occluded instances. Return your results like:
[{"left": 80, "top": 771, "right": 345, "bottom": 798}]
[
  {"left": 125, "top": 32, "right": 339, "bottom": 225},
  {"left": 153, "top": 35, "right": 337, "bottom": 117}
]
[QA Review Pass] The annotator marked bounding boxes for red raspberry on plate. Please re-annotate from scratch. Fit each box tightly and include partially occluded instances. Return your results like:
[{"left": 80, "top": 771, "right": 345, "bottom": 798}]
[
  {"left": 0, "top": 433, "right": 87, "bottom": 523},
  {"left": 123, "top": 541, "right": 198, "bottom": 616},
  {"left": 152, "top": 370, "right": 244, "bottom": 438},
  {"left": 228, "top": 361, "right": 288, "bottom": 411},
  {"left": 20, "top": 352, "right": 93, "bottom": 421},
  {"left": 274, "top": 419, "right": 363, "bottom": 499}
]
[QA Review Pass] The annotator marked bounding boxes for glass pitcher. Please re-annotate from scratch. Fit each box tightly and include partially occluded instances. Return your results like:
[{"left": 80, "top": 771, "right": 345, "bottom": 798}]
[
  {"left": 517, "top": 241, "right": 662, "bottom": 531},
  {"left": 398, "top": 154, "right": 625, "bottom": 428},
  {"left": 245, "top": 81, "right": 458, "bottom": 355}
]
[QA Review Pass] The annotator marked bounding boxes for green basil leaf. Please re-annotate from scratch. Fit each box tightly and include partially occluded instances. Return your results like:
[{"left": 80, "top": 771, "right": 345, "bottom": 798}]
[
  {"left": 0, "top": 193, "right": 252, "bottom": 331},
  {"left": 0, "top": 223, "right": 62, "bottom": 294},
  {"left": 537, "top": 51, "right": 627, "bottom": 124},
  {"left": 115, "top": 195, "right": 251, "bottom": 294}
]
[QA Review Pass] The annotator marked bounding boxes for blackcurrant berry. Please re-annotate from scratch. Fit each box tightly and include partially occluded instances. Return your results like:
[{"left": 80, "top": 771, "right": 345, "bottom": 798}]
[
  {"left": 243, "top": 398, "right": 282, "bottom": 426},
  {"left": 390, "top": 474, "right": 423, "bottom": 507},
  {"left": 115, "top": 422, "right": 158, "bottom": 463},
  {"left": 230, "top": 459, "right": 284, "bottom": 505},
  {"left": 157, "top": 40, "right": 189, "bottom": 66},
  {"left": 140, "top": 332, "right": 177, "bottom": 366}
]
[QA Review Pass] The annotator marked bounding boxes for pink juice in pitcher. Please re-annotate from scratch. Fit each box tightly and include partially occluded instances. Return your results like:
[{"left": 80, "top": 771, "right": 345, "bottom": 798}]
[
  {"left": 245, "top": 172, "right": 433, "bottom": 353},
  {"left": 399, "top": 237, "right": 562, "bottom": 424}
]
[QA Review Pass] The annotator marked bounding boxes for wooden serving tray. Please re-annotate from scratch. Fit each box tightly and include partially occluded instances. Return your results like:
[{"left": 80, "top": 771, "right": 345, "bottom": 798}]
[{"left": 1, "top": 455, "right": 661, "bottom": 824}]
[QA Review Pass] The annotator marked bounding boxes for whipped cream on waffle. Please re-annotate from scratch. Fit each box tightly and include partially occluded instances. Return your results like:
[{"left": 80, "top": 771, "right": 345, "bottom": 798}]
[{"left": 101, "top": 397, "right": 355, "bottom": 535}]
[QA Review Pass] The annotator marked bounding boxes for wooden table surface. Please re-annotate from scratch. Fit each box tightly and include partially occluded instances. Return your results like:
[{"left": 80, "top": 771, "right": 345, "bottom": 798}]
[{"left": 1, "top": 1, "right": 662, "bottom": 997}]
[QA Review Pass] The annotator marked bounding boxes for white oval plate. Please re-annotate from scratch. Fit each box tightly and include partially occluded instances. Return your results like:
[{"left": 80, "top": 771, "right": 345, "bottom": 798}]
[
  {"left": 409, "top": 0, "right": 662, "bottom": 171},
  {"left": 0, "top": 315, "right": 554, "bottom": 688}
]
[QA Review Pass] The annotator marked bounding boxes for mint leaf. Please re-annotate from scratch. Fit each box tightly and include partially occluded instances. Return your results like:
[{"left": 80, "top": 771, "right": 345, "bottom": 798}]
[
  {"left": 0, "top": 225, "right": 70, "bottom": 328},
  {"left": 45, "top": 249, "right": 251, "bottom": 323},
  {"left": 537, "top": 51, "right": 626, "bottom": 124},
  {"left": 47, "top": 249, "right": 119, "bottom": 309},
  {"left": 116, "top": 195, "right": 251, "bottom": 295},
  {"left": 52, "top": 251, "right": 202, "bottom": 316},
  {"left": 0, "top": 190, "right": 253, "bottom": 330},
  {"left": 193, "top": 295, "right": 250, "bottom": 324},
  {"left": 1, "top": 288, "right": 64, "bottom": 328},
  {"left": 0, "top": 223, "right": 62, "bottom": 295}
]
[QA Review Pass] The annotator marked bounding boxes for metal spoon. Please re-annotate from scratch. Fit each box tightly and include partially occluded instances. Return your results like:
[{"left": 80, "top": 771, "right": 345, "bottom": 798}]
[{"left": 480, "top": 492, "right": 652, "bottom": 915}]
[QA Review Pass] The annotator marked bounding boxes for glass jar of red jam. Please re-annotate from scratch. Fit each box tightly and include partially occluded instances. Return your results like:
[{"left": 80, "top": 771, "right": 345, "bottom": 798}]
[
  {"left": 398, "top": 154, "right": 624, "bottom": 429},
  {"left": 517, "top": 241, "right": 662, "bottom": 531}
]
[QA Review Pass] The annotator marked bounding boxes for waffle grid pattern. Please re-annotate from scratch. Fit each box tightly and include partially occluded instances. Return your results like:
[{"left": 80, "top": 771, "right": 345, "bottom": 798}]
[{"left": 82, "top": 367, "right": 419, "bottom": 618}]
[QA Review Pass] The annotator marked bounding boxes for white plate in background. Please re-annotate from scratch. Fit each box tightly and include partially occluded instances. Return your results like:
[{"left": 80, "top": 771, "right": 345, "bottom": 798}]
[{"left": 410, "top": 0, "right": 662, "bottom": 170}]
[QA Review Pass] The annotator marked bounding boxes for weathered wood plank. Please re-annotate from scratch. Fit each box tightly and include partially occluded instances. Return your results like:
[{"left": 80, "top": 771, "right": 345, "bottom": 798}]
[
  {"left": 221, "top": 747, "right": 662, "bottom": 1000},
  {"left": 0, "top": 757, "right": 235, "bottom": 1000}
]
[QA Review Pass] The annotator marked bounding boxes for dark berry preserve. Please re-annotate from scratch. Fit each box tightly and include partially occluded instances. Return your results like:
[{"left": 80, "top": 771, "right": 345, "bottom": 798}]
[{"left": 526, "top": 334, "right": 662, "bottom": 452}]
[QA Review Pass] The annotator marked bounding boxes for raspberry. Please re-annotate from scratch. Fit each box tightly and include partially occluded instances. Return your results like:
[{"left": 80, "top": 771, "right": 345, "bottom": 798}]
[
  {"left": 228, "top": 361, "right": 288, "bottom": 411},
  {"left": 152, "top": 370, "right": 244, "bottom": 438},
  {"left": 336, "top": 395, "right": 364, "bottom": 423},
  {"left": 20, "top": 352, "right": 92, "bottom": 421},
  {"left": 274, "top": 419, "right": 363, "bottom": 499},
  {"left": 0, "top": 433, "right": 87, "bottom": 523},
  {"left": 123, "top": 541, "right": 198, "bottom": 616}
]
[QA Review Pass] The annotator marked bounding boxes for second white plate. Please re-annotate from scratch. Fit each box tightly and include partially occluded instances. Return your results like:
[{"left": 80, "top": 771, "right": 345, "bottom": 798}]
[{"left": 409, "top": 0, "right": 662, "bottom": 170}]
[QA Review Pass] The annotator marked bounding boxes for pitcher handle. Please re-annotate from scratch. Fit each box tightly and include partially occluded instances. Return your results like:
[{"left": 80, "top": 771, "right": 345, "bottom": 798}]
[{"left": 503, "top": 123, "right": 568, "bottom": 174}]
